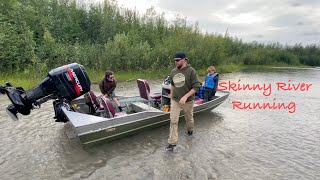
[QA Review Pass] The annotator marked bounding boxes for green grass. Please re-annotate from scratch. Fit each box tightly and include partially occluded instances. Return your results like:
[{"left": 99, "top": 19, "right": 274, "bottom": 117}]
[
  {"left": 87, "top": 69, "right": 171, "bottom": 84},
  {"left": 0, "top": 69, "right": 172, "bottom": 89},
  {"left": 2, "top": 63, "right": 312, "bottom": 90},
  {"left": 88, "top": 64, "right": 243, "bottom": 84},
  {"left": 0, "top": 72, "right": 46, "bottom": 90}
]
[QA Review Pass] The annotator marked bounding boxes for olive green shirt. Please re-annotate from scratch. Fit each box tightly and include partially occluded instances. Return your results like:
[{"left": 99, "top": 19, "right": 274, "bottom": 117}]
[{"left": 170, "top": 64, "right": 201, "bottom": 102}]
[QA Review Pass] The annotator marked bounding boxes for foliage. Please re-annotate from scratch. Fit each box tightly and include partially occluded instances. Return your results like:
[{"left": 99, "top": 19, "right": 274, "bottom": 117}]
[{"left": 0, "top": 0, "right": 319, "bottom": 78}]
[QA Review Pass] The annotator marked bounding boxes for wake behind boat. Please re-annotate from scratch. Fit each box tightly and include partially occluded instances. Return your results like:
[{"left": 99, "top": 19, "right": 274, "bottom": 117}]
[{"left": 0, "top": 63, "right": 229, "bottom": 148}]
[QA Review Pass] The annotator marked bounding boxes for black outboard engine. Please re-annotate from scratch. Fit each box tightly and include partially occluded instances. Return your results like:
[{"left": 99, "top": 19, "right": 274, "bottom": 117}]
[{"left": 0, "top": 63, "right": 91, "bottom": 122}]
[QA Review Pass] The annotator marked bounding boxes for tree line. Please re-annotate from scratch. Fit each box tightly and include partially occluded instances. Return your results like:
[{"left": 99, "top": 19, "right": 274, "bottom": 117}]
[{"left": 1, "top": 0, "right": 319, "bottom": 75}]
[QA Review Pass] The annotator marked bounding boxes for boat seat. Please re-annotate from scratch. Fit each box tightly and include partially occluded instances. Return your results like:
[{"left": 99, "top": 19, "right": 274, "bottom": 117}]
[
  {"left": 85, "top": 90, "right": 119, "bottom": 115},
  {"left": 101, "top": 96, "right": 127, "bottom": 118},
  {"left": 88, "top": 91, "right": 104, "bottom": 109},
  {"left": 84, "top": 90, "right": 105, "bottom": 114},
  {"left": 137, "top": 79, "right": 161, "bottom": 107}
]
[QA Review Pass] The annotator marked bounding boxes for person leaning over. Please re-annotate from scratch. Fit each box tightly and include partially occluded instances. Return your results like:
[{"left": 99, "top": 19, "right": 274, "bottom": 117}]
[
  {"left": 166, "top": 51, "right": 201, "bottom": 151},
  {"left": 99, "top": 70, "right": 122, "bottom": 112},
  {"left": 203, "top": 66, "right": 219, "bottom": 102}
]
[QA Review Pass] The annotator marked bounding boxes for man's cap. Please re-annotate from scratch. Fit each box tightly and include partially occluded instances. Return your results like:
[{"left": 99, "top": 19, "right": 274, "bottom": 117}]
[{"left": 174, "top": 51, "right": 187, "bottom": 59}]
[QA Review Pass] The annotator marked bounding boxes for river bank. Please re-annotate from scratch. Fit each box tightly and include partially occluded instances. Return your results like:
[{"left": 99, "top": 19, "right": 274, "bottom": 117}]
[{"left": 0, "top": 64, "right": 315, "bottom": 89}]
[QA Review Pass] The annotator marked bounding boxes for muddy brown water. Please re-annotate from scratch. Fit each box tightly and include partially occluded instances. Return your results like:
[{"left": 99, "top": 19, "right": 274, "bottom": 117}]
[{"left": 0, "top": 68, "right": 319, "bottom": 180}]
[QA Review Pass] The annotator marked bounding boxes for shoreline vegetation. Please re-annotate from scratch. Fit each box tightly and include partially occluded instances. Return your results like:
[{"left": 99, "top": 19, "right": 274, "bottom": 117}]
[
  {"left": 1, "top": 0, "right": 319, "bottom": 89},
  {"left": 0, "top": 65, "right": 316, "bottom": 90}
]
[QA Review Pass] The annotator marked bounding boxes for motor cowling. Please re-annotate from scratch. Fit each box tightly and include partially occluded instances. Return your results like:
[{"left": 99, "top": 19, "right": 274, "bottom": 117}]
[{"left": 1, "top": 63, "right": 91, "bottom": 121}]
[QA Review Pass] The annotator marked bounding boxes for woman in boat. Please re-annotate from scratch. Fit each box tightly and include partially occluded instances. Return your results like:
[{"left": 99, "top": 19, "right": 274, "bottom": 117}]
[
  {"left": 99, "top": 70, "right": 122, "bottom": 112},
  {"left": 203, "top": 66, "right": 219, "bottom": 102},
  {"left": 166, "top": 51, "right": 201, "bottom": 151}
]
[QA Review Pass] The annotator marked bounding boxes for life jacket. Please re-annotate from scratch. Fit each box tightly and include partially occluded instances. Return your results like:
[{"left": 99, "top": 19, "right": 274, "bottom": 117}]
[
  {"left": 195, "top": 85, "right": 204, "bottom": 99},
  {"left": 204, "top": 73, "right": 218, "bottom": 89}
]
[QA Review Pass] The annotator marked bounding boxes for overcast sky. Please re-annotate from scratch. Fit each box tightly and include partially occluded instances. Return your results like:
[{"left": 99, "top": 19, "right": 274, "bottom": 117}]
[{"left": 92, "top": 0, "right": 320, "bottom": 45}]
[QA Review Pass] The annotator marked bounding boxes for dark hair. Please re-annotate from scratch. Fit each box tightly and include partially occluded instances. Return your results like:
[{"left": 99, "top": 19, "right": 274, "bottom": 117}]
[{"left": 105, "top": 70, "right": 113, "bottom": 78}]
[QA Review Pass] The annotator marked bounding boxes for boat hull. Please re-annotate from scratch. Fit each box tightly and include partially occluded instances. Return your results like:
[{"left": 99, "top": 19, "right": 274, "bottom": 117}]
[{"left": 63, "top": 91, "right": 229, "bottom": 148}]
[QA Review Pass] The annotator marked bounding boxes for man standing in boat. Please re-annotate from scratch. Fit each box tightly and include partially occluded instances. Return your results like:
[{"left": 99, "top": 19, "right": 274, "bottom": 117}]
[
  {"left": 166, "top": 51, "right": 201, "bottom": 151},
  {"left": 99, "top": 70, "right": 122, "bottom": 112}
]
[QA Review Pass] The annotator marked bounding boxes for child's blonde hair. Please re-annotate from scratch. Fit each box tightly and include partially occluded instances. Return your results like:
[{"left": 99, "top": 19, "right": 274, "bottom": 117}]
[{"left": 207, "top": 66, "right": 216, "bottom": 73}]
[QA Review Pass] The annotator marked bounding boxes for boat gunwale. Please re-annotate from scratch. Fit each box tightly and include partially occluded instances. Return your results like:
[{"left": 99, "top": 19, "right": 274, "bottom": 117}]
[{"left": 64, "top": 91, "right": 229, "bottom": 132}]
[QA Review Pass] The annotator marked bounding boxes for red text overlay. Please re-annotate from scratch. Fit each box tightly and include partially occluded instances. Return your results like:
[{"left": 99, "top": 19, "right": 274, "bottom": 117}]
[{"left": 218, "top": 80, "right": 312, "bottom": 113}]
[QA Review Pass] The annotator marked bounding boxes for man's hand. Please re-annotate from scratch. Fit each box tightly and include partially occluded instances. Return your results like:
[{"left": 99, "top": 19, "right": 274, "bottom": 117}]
[
  {"left": 179, "top": 96, "right": 188, "bottom": 105},
  {"left": 179, "top": 89, "right": 196, "bottom": 104}
]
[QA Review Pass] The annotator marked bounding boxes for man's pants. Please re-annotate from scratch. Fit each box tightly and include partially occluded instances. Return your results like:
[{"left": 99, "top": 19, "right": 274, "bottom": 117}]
[{"left": 168, "top": 100, "right": 194, "bottom": 145}]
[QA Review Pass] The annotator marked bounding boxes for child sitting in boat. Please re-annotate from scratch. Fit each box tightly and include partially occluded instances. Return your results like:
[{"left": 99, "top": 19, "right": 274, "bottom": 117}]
[{"left": 203, "top": 66, "right": 219, "bottom": 102}]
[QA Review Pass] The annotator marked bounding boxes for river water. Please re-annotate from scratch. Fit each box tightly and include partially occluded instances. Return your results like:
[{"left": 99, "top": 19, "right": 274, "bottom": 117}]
[{"left": 0, "top": 68, "right": 319, "bottom": 180}]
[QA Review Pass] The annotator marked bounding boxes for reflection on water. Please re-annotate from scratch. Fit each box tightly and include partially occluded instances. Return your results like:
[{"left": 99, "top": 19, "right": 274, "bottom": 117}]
[{"left": 0, "top": 67, "right": 319, "bottom": 180}]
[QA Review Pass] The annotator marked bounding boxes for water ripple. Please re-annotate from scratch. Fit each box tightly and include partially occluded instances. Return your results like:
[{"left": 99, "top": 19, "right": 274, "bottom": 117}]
[{"left": 0, "top": 68, "right": 319, "bottom": 179}]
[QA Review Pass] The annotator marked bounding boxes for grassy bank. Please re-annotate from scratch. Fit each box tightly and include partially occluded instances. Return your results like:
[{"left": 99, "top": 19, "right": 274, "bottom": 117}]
[
  {"left": 87, "top": 69, "right": 172, "bottom": 84},
  {"left": 1, "top": 64, "right": 243, "bottom": 89},
  {"left": 2, "top": 63, "right": 312, "bottom": 90},
  {"left": 0, "top": 68, "right": 174, "bottom": 89}
]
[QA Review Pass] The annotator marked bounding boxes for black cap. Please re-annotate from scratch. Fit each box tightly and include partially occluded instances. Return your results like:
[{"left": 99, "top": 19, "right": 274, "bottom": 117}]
[{"left": 174, "top": 51, "right": 186, "bottom": 59}]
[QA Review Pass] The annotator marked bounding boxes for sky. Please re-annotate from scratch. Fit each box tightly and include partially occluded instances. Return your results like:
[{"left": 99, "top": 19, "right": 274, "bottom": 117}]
[{"left": 90, "top": 0, "right": 320, "bottom": 45}]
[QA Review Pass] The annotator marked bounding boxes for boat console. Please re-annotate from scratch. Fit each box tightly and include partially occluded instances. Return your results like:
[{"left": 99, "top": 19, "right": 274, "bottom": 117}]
[{"left": 0, "top": 63, "right": 91, "bottom": 122}]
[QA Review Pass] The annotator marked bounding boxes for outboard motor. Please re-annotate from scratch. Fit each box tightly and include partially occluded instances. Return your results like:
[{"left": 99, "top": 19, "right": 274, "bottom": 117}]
[{"left": 0, "top": 63, "right": 91, "bottom": 122}]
